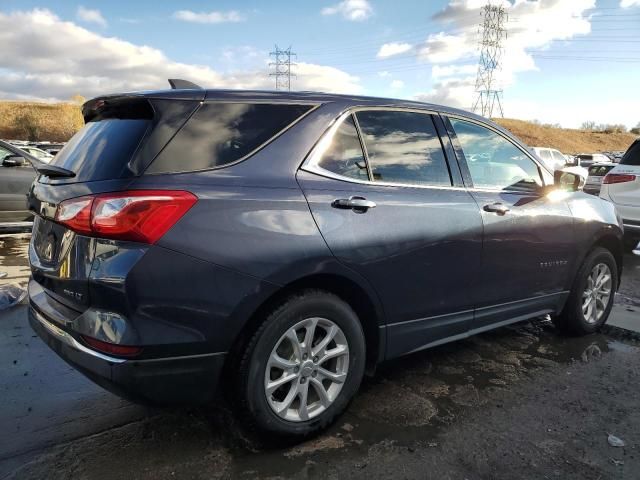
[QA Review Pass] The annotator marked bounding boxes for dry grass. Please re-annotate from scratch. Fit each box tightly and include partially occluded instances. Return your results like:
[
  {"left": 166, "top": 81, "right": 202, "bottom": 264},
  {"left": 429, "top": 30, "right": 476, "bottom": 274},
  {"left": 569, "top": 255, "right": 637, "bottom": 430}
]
[
  {"left": 495, "top": 118, "right": 637, "bottom": 155},
  {"left": 0, "top": 100, "right": 84, "bottom": 142}
]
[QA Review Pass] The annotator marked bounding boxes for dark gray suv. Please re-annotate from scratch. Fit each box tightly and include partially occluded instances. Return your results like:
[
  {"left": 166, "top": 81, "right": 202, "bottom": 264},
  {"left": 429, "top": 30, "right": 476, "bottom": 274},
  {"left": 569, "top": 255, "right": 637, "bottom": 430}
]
[{"left": 28, "top": 82, "right": 623, "bottom": 438}]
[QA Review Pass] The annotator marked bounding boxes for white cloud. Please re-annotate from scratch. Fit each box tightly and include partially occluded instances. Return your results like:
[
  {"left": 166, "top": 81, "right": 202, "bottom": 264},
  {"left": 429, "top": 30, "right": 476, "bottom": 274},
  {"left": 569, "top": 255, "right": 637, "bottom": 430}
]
[
  {"left": 76, "top": 6, "right": 106, "bottom": 27},
  {"left": 414, "top": 77, "right": 476, "bottom": 110},
  {"left": 321, "top": 0, "right": 373, "bottom": 21},
  {"left": 173, "top": 10, "right": 245, "bottom": 24},
  {"left": 377, "top": 42, "right": 412, "bottom": 59},
  {"left": 414, "top": 0, "right": 595, "bottom": 111},
  {"left": 377, "top": 71, "right": 391, "bottom": 77},
  {"left": 620, "top": 0, "right": 640, "bottom": 7},
  {"left": 0, "top": 9, "right": 362, "bottom": 101},
  {"left": 390, "top": 79, "right": 404, "bottom": 89},
  {"left": 431, "top": 64, "right": 476, "bottom": 79}
]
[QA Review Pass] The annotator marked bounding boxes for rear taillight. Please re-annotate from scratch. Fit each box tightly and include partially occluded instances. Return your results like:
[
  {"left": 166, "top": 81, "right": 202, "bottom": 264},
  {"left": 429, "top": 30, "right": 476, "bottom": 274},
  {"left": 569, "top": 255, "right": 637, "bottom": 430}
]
[
  {"left": 603, "top": 173, "right": 637, "bottom": 184},
  {"left": 54, "top": 190, "right": 197, "bottom": 244}
]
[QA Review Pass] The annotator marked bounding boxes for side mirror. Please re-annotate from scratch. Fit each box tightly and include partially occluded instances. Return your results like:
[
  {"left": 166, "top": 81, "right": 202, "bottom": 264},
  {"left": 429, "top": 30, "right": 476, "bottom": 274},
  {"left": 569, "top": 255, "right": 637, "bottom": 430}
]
[
  {"left": 554, "top": 169, "right": 584, "bottom": 191},
  {"left": 2, "top": 154, "right": 26, "bottom": 167}
]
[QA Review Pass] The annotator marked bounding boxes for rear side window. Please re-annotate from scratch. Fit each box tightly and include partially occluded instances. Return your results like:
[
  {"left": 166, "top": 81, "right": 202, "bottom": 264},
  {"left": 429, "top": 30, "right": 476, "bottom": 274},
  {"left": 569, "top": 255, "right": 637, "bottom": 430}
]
[
  {"left": 148, "top": 103, "right": 313, "bottom": 174},
  {"left": 316, "top": 116, "right": 368, "bottom": 180},
  {"left": 355, "top": 110, "right": 451, "bottom": 186},
  {"left": 621, "top": 140, "right": 640, "bottom": 166}
]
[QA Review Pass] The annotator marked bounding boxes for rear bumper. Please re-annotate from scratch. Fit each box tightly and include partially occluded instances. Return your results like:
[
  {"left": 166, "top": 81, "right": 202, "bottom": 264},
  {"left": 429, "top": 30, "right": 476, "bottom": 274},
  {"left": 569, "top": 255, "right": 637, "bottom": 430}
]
[{"left": 29, "top": 303, "right": 226, "bottom": 405}]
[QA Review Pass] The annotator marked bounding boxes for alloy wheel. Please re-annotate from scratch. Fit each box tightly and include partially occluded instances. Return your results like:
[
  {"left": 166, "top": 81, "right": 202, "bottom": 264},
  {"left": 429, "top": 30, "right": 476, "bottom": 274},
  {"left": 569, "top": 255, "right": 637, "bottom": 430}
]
[
  {"left": 582, "top": 262, "right": 612, "bottom": 324},
  {"left": 264, "top": 317, "right": 350, "bottom": 422}
]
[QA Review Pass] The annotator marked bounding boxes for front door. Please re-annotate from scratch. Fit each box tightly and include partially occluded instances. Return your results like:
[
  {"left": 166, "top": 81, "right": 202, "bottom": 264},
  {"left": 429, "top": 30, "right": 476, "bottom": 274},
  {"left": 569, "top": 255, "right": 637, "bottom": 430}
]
[
  {"left": 445, "top": 116, "right": 576, "bottom": 330},
  {"left": 298, "top": 109, "right": 483, "bottom": 358}
]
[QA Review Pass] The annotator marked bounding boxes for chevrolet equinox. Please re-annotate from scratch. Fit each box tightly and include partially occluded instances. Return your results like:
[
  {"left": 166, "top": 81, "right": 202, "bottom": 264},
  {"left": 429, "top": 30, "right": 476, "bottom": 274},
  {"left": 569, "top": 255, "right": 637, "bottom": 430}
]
[{"left": 28, "top": 81, "right": 624, "bottom": 438}]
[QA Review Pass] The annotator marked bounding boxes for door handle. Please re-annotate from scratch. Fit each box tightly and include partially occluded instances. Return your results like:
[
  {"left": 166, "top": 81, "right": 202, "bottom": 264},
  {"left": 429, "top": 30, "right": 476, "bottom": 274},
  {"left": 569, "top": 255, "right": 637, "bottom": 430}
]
[
  {"left": 483, "top": 202, "right": 510, "bottom": 215},
  {"left": 332, "top": 196, "right": 376, "bottom": 212}
]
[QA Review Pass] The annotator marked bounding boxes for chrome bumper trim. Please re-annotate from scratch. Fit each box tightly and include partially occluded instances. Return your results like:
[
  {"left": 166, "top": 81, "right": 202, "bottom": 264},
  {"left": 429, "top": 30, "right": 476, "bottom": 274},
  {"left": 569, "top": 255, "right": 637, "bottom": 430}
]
[{"left": 32, "top": 308, "right": 126, "bottom": 364}]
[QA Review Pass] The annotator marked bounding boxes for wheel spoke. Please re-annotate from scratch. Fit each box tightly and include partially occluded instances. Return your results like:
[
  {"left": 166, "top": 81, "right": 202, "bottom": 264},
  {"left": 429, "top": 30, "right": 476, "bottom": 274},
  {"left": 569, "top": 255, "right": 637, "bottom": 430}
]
[
  {"left": 319, "top": 344, "right": 348, "bottom": 364},
  {"left": 302, "top": 318, "right": 318, "bottom": 356},
  {"left": 269, "top": 353, "right": 297, "bottom": 370},
  {"left": 285, "top": 329, "right": 303, "bottom": 362},
  {"left": 298, "top": 381, "right": 310, "bottom": 421},
  {"left": 318, "top": 367, "right": 347, "bottom": 384},
  {"left": 275, "top": 381, "right": 300, "bottom": 414},
  {"left": 312, "top": 325, "right": 338, "bottom": 357},
  {"left": 266, "top": 373, "right": 297, "bottom": 395},
  {"left": 310, "top": 377, "right": 331, "bottom": 407}
]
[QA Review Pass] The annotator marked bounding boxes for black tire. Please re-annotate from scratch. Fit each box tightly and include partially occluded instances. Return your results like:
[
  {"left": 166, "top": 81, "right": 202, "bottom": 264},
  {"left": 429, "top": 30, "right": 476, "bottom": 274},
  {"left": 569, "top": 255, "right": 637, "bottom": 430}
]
[
  {"left": 235, "top": 290, "right": 366, "bottom": 438},
  {"left": 553, "top": 247, "right": 618, "bottom": 336}
]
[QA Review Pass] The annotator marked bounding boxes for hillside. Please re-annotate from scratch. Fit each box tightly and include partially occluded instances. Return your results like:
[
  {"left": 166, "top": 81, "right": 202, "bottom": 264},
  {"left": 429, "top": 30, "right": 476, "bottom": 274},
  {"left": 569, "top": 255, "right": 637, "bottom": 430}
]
[
  {"left": 0, "top": 100, "right": 84, "bottom": 143},
  {"left": 494, "top": 118, "right": 637, "bottom": 155},
  {"left": 0, "top": 101, "right": 637, "bottom": 155}
]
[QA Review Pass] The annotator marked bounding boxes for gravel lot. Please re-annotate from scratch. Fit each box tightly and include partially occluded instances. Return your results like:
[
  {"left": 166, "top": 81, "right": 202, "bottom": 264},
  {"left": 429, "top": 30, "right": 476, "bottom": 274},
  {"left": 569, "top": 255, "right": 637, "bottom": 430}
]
[{"left": 1, "top": 234, "right": 639, "bottom": 480}]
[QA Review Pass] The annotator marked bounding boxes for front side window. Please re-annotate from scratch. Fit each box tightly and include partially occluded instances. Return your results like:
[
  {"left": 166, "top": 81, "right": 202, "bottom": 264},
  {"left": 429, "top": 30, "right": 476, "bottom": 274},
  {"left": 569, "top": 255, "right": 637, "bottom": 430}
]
[
  {"left": 316, "top": 116, "right": 368, "bottom": 180},
  {"left": 354, "top": 110, "right": 451, "bottom": 186},
  {"left": 149, "top": 103, "right": 314, "bottom": 174},
  {"left": 449, "top": 118, "right": 543, "bottom": 192}
]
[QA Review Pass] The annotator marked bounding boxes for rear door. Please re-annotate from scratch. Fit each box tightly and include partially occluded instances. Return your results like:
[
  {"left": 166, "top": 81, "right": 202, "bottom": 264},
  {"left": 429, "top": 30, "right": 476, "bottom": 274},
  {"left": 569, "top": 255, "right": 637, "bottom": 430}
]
[
  {"left": 444, "top": 116, "right": 576, "bottom": 329},
  {"left": 0, "top": 145, "right": 36, "bottom": 222},
  {"left": 298, "top": 108, "right": 483, "bottom": 358}
]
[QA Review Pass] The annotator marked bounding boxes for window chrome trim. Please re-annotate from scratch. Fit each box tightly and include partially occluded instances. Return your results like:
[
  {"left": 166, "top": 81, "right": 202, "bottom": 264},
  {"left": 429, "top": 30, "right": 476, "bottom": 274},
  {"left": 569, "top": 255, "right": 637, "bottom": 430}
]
[
  {"left": 145, "top": 102, "right": 321, "bottom": 176},
  {"left": 301, "top": 106, "right": 460, "bottom": 191}
]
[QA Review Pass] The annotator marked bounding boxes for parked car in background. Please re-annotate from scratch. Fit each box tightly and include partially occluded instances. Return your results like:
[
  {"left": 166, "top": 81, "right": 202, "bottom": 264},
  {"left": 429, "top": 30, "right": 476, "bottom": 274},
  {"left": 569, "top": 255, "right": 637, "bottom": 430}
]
[
  {"left": 572, "top": 153, "right": 610, "bottom": 168},
  {"left": 531, "top": 147, "right": 569, "bottom": 171},
  {"left": 600, "top": 139, "right": 640, "bottom": 251},
  {"left": 0, "top": 140, "right": 42, "bottom": 227},
  {"left": 34, "top": 142, "right": 65, "bottom": 156},
  {"left": 28, "top": 84, "right": 624, "bottom": 439},
  {"left": 15, "top": 145, "right": 54, "bottom": 162},
  {"left": 584, "top": 162, "right": 617, "bottom": 196}
]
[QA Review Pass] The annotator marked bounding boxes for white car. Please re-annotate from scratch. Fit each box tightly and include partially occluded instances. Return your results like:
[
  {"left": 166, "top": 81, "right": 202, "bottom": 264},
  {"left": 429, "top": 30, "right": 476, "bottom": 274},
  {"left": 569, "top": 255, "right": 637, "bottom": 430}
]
[
  {"left": 531, "top": 147, "right": 569, "bottom": 171},
  {"left": 599, "top": 139, "right": 640, "bottom": 253},
  {"left": 573, "top": 153, "right": 611, "bottom": 168},
  {"left": 17, "top": 145, "right": 54, "bottom": 163}
]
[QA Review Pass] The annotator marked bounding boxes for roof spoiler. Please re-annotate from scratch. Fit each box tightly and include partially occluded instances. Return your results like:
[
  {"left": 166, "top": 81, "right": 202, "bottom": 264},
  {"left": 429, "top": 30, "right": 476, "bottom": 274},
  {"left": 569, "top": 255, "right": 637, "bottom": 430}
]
[{"left": 168, "top": 79, "right": 203, "bottom": 90}]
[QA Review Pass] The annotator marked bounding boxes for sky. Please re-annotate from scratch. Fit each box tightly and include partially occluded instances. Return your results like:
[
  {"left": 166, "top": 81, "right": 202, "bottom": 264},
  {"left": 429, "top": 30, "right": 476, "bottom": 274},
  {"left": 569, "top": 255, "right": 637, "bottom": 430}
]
[{"left": 1, "top": 0, "right": 639, "bottom": 128}]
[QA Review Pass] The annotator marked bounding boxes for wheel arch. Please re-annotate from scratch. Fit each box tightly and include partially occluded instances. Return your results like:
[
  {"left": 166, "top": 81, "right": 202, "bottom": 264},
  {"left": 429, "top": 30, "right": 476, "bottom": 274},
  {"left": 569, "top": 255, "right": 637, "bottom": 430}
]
[
  {"left": 592, "top": 233, "right": 624, "bottom": 283},
  {"left": 224, "top": 272, "right": 385, "bottom": 385}
]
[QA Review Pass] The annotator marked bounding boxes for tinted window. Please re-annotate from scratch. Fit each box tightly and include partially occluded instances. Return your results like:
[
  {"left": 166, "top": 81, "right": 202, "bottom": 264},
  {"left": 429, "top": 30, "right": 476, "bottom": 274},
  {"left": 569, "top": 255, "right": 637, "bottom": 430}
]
[
  {"left": 316, "top": 116, "right": 368, "bottom": 180},
  {"left": 621, "top": 140, "right": 640, "bottom": 166},
  {"left": 450, "top": 118, "right": 542, "bottom": 191},
  {"left": 0, "top": 146, "right": 12, "bottom": 161},
  {"left": 149, "top": 103, "right": 313, "bottom": 173},
  {"left": 355, "top": 110, "right": 451, "bottom": 186},
  {"left": 48, "top": 119, "right": 150, "bottom": 181},
  {"left": 551, "top": 150, "right": 566, "bottom": 163},
  {"left": 539, "top": 149, "right": 552, "bottom": 161}
]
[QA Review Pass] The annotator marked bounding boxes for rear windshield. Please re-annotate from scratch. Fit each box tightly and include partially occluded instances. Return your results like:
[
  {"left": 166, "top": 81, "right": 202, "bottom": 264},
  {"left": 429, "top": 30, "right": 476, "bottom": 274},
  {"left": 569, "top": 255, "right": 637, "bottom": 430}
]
[
  {"left": 621, "top": 140, "right": 640, "bottom": 166},
  {"left": 147, "top": 103, "right": 314, "bottom": 174},
  {"left": 589, "top": 165, "right": 614, "bottom": 176},
  {"left": 48, "top": 119, "right": 150, "bottom": 181}
]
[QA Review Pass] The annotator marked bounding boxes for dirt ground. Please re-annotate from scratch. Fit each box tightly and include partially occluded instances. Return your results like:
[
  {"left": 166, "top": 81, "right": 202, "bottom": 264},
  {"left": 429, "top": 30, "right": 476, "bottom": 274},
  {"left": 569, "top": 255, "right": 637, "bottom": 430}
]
[{"left": 1, "top": 235, "right": 640, "bottom": 480}]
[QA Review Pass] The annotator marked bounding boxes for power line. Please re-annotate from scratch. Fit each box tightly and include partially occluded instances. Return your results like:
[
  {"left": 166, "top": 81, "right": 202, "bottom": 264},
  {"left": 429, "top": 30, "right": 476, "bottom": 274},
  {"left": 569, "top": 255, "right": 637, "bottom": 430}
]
[
  {"left": 473, "top": 2, "right": 507, "bottom": 118},
  {"left": 269, "top": 45, "right": 296, "bottom": 91}
]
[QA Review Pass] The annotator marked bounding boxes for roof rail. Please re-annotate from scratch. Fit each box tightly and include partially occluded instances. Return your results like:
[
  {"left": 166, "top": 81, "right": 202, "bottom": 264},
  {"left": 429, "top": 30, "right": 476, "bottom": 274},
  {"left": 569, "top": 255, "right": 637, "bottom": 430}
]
[{"left": 168, "top": 79, "right": 203, "bottom": 90}]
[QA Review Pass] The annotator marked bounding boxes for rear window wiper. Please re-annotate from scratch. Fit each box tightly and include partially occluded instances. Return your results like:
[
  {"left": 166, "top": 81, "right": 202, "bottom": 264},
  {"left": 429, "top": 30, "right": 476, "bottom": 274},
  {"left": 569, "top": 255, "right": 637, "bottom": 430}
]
[{"left": 36, "top": 165, "right": 76, "bottom": 178}]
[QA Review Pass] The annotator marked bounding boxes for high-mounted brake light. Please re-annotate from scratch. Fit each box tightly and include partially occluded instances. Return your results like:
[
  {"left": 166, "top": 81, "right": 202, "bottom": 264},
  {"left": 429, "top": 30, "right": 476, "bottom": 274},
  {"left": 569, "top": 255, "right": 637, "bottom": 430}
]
[
  {"left": 603, "top": 173, "right": 637, "bottom": 184},
  {"left": 54, "top": 190, "right": 197, "bottom": 244}
]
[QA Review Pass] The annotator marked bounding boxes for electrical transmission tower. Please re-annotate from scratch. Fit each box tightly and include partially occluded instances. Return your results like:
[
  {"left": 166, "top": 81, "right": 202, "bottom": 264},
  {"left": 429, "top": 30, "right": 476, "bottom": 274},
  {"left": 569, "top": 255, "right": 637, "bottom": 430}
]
[
  {"left": 472, "top": 3, "right": 507, "bottom": 118},
  {"left": 269, "top": 45, "right": 296, "bottom": 91}
]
